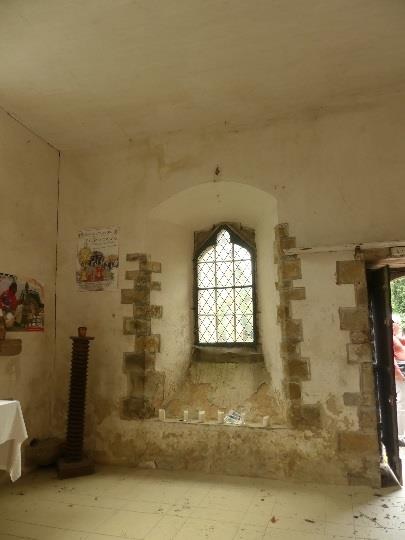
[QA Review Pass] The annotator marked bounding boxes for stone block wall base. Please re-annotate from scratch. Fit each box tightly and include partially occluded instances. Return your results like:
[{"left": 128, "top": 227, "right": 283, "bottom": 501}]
[{"left": 290, "top": 404, "right": 322, "bottom": 430}]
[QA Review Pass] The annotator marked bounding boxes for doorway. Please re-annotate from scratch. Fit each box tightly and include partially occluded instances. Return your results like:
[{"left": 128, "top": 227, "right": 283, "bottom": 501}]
[{"left": 367, "top": 266, "right": 405, "bottom": 486}]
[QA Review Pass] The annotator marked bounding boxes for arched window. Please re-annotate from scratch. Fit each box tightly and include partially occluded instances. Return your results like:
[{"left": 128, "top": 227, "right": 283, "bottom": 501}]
[{"left": 195, "top": 225, "right": 256, "bottom": 345}]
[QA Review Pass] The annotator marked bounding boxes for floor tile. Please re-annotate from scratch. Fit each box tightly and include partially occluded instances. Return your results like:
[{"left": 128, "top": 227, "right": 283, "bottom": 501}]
[
  {"left": 234, "top": 524, "right": 267, "bottom": 539},
  {"left": 0, "top": 519, "right": 87, "bottom": 539},
  {"left": 95, "top": 509, "right": 163, "bottom": 538},
  {"left": 174, "top": 518, "right": 239, "bottom": 540},
  {"left": 190, "top": 504, "right": 244, "bottom": 524},
  {"left": 145, "top": 515, "right": 186, "bottom": 539},
  {"left": 2, "top": 467, "right": 405, "bottom": 540}
]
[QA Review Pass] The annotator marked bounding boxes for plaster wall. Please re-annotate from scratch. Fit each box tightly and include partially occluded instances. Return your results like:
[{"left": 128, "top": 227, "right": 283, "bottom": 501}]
[
  {"left": 292, "top": 253, "right": 360, "bottom": 431},
  {"left": 0, "top": 109, "right": 59, "bottom": 442},
  {"left": 55, "top": 93, "right": 405, "bottom": 483}
]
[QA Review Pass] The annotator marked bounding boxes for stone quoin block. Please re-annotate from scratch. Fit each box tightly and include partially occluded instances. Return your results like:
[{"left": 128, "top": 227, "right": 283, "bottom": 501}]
[
  {"left": 277, "top": 304, "right": 290, "bottom": 323},
  {"left": 135, "top": 334, "right": 161, "bottom": 354},
  {"left": 129, "top": 369, "right": 145, "bottom": 396},
  {"left": 133, "top": 289, "right": 150, "bottom": 304},
  {"left": 288, "top": 287, "right": 306, "bottom": 301},
  {"left": 149, "top": 305, "right": 163, "bottom": 319},
  {"left": 338, "top": 431, "right": 378, "bottom": 453},
  {"left": 300, "top": 404, "right": 322, "bottom": 429},
  {"left": 339, "top": 307, "right": 369, "bottom": 332},
  {"left": 123, "top": 317, "right": 136, "bottom": 335},
  {"left": 126, "top": 253, "right": 148, "bottom": 262},
  {"left": 288, "top": 381, "right": 302, "bottom": 400},
  {"left": 278, "top": 288, "right": 292, "bottom": 306},
  {"left": 144, "top": 334, "right": 161, "bottom": 353},
  {"left": 134, "top": 277, "right": 152, "bottom": 291},
  {"left": 280, "top": 341, "right": 299, "bottom": 357},
  {"left": 143, "top": 351, "right": 157, "bottom": 371},
  {"left": 134, "top": 304, "right": 163, "bottom": 319},
  {"left": 343, "top": 392, "right": 361, "bottom": 407},
  {"left": 284, "top": 319, "right": 303, "bottom": 342},
  {"left": 287, "top": 358, "right": 310, "bottom": 380},
  {"left": 347, "top": 343, "right": 372, "bottom": 364},
  {"left": 360, "top": 392, "right": 375, "bottom": 407},
  {"left": 121, "top": 289, "right": 136, "bottom": 304},
  {"left": 134, "top": 318, "right": 151, "bottom": 336},
  {"left": 280, "top": 258, "right": 302, "bottom": 281},
  {"left": 133, "top": 305, "right": 163, "bottom": 320},
  {"left": 121, "top": 288, "right": 151, "bottom": 305},
  {"left": 144, "top": 370, "right": 165, "bottom": 404},
  {"left": 140, "top": 261, "right": 162, "bottom": 273},
  {"left": 125, "top": 270, "right": 139, "bottom": 280},
  {"left": 275, "top": 223, "right": 290, "bottom": 240},
  {"left": 360, "top": 364, "right": 375, "bottom": 395},
  {"left": 280, "top": 236, "right": 296, "bottom": 251},
  {"left": 134, "top": 305, "right": 149, "bottom": 318},
  {"left": 350, "top": 330, "right": 370, "bottom": 344},
  {"left": 361, "top": 248, "right": 391, "bottom": 262},
  {"left": 336, "top": 260, "right": 366, "bottom": 285},
  {"left": 123, "top": 352, "right": 145, "bottom": 371},
  {"left": 290, "top": 404, "right": 321, "bottom": 429},
  {"left": 354, "top": 283, "right": 368, "bottom": 306},
  {"left": 358, "top": 406, "right": 377, "bottom": 430},
  {"left": 134, "top": 277, "right": 151, "bottom": 291}
]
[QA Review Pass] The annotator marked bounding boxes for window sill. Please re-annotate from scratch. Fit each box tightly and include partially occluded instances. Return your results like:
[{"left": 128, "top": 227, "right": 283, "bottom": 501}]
[{"left": 192, "top": 345, "right": 264, "bottom": 364}]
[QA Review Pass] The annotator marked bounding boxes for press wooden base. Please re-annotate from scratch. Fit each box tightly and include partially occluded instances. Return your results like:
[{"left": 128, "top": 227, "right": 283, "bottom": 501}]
[{"left": 57, "top": 456, "right": 94, "bottom": 479}]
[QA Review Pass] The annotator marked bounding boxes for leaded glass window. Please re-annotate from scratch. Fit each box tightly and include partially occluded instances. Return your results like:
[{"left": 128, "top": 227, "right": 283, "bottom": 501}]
[{"left": 196, "top": 228, "right": 255, "bottom": 344}]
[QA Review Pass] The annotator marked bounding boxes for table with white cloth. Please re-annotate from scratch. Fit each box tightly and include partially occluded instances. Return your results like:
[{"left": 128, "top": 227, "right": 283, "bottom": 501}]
[{"left": 0, "top": 400, "right": 28, "bottom": 482}]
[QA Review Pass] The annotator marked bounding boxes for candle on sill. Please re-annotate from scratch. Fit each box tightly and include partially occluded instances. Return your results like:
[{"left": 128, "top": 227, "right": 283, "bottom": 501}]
[
  {"left": 217, "top": 410, "right": 224, "bottom": 424},
  {"left": 241, "top": 412, "right": 246, "bottom": 425},
  {"left": 158, "top": 409, "right": 166, "bottom": 421},
  {"left": 262, "top": 415, "right": 269, "bottom": 427},
  {"left": 183, "top": 410, "right": 189, "bottom": 422},
  {"left": 198, "top": 410, "right": 205, "bottom": 423}
]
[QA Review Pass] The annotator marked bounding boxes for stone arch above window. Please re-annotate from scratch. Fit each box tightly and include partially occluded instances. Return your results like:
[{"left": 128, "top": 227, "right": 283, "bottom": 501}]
[{"left": 193, "top": 223, "right": 257, "bottom": 346}]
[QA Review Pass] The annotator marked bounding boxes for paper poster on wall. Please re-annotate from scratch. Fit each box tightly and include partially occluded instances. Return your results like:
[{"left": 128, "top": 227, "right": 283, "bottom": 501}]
[
  {"left": 0, "top": 273, "right": 45, "bottom": 331},
  {"left": 76, "top": 226, "right": 119, "bottom": 291}
]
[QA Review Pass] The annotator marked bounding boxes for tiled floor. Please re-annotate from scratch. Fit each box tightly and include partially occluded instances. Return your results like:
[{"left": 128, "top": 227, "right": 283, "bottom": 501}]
[{"left": 1, "top": 466, "right": 405, "bottom": 539}]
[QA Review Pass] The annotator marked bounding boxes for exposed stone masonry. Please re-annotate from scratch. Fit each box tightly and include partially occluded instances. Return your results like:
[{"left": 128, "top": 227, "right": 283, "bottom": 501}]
[
  {"left": 274, "top": 223, "right": 321, "bottom": 430},
  {"left": 336, "top": 259, "right": 379, "bottom": 486},
  {"left": 120, "top": 253, "right": 164, "bottom": 420}
]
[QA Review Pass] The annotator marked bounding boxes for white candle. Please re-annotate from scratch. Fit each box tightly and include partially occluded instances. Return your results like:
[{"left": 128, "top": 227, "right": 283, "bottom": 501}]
[
  {"left": 217, "top": 410, "right": 224, "bottom": 424},
  {"left": 198, "top": 410, "right": 205, "bottom": 423},
  {"left": 262, "top": 415, "right": 269, "bottom": 427},
  {"left": 183, "top": 410, "right": 189, "bottom": 422},
  {"left": 241, "top": 412, "right": 246, "bottom": 425},
  {"left": 158, "top": 409, "right": 165, "bottom": 421}
]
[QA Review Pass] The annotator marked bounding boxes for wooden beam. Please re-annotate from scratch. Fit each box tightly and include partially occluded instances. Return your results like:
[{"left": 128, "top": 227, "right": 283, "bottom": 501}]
[{"left": 285, "top": 240, "right": 405, "bottom": 256}]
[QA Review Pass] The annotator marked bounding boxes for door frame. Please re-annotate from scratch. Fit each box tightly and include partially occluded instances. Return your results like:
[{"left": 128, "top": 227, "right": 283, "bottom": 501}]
[{"left": 367, "top": 266, "right": 402, "bottom": 485}]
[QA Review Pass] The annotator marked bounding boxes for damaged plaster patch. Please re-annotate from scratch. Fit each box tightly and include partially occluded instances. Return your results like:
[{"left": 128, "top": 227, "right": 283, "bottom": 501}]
[{"left": 165, "top": 362, "right": 285, "bottom": 422}]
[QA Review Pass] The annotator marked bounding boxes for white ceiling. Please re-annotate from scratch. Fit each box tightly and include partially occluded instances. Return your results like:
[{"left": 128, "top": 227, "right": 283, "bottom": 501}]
[{"left": 1, "top": 0, "right": 404, "bottom": 151}]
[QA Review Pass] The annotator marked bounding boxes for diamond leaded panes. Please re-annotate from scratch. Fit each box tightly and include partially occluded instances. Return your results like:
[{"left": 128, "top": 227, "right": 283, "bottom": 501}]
[{"left": 197, "top": 229, "right": 254, "bottom": 343}]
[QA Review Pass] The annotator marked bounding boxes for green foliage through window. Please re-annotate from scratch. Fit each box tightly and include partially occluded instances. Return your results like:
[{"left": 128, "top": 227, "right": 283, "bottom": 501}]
[{"left": 391, "top": 277, "right": 405, "bottom": 330}]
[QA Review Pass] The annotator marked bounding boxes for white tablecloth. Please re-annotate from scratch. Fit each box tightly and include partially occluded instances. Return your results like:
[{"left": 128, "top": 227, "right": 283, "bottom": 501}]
[{"left": 0, "top": 400, "right": 28, "bottom": 482}]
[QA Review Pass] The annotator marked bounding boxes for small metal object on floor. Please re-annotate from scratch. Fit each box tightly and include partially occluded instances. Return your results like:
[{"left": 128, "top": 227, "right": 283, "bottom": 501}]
[{"left": 57, "top": 328, "right": 95, "bottom": 479}]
